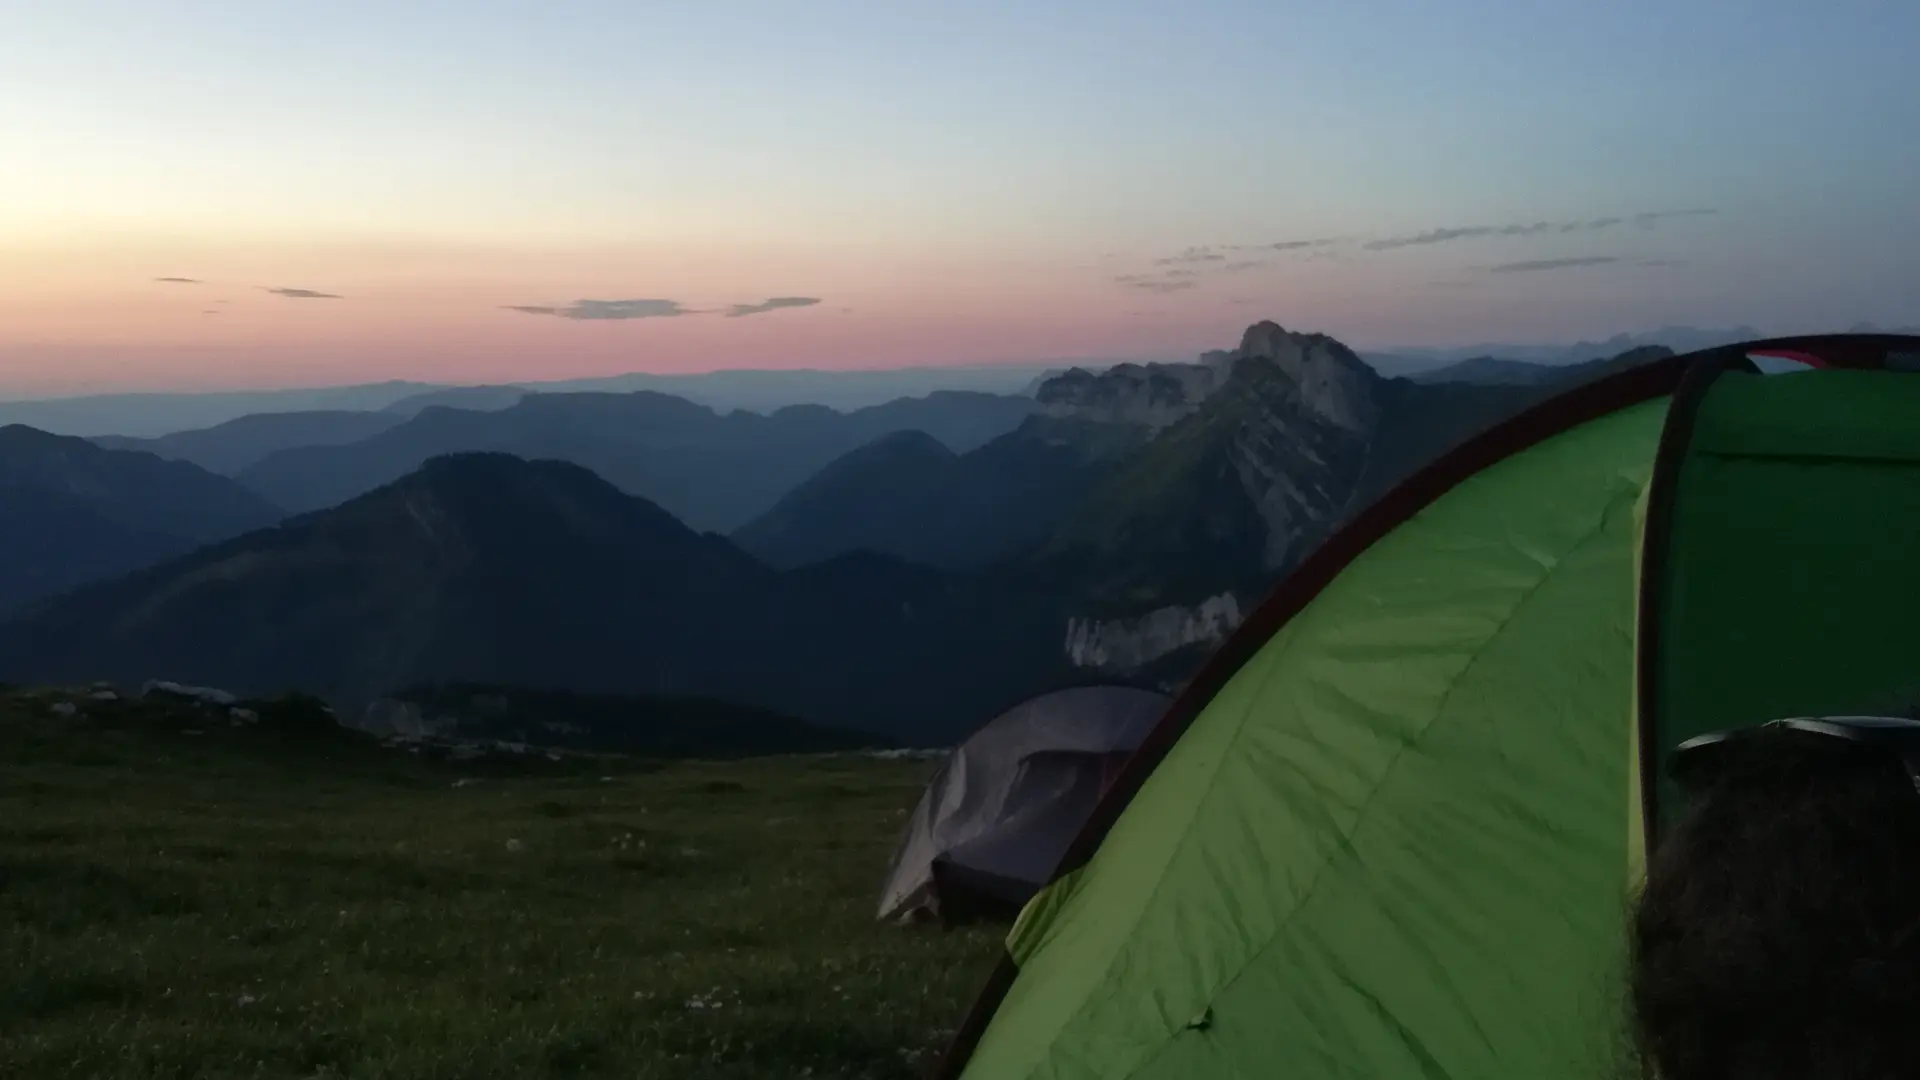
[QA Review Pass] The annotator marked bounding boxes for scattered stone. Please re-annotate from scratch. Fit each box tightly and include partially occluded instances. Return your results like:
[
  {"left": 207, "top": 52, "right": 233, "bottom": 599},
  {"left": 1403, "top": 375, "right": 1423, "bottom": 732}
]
[
  {"left": 89, "top": 690, "right": 119, "bottom": 702},
  {"left": 505, "top": 838, "right": 524, "bottom": 853},
  {"left": 49, "top": 702, "right": 78, "bottom": 718},
  {"left": 353, "top": 698, "right": 454, "bottom": 739},
  {"left": 228, "top": 707, "right": 259, "bottom": 724},
  {"left": 863, "top": 748, "right": 949, "bottom": 761},
  {"left": 451, "top": 778, "right": 482, "bottom": 789},
  {"left": 141, "top": 680, "right": 238, "bottom": 707}
]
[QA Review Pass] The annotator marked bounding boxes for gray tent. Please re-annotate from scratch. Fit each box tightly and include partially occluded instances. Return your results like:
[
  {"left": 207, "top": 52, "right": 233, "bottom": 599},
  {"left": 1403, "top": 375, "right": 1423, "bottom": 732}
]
[{"left": 878, "top": 684, "right": 1173, "bottom": 925}]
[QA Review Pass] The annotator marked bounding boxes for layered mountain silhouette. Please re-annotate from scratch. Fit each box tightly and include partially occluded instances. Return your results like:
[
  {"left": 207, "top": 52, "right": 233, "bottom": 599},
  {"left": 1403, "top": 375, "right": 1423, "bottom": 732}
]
[
  {"left": 1022, "top": 329, "right": 1671, "bottom": 672},
  {"left": 0, "top": 425, "right": 283, "bottom": 612},
  {"left": 0, "top": 322, "right": 1682, "bottom": 741},
  {"left": 733, "top": 417, "right": 1145, "bottom": 569},
  {"left": 237, "top": 389, "right": 1039, "bottom": 532},
  {"left": 1409, "top": 355, "right": 1571, "bottom": 386},
  {"left": 1409, "top": 345, "right": 1675, "bottom": 388},
  {"left": 92, "top": 410, "right": 409, "bottom": 474},
  {"left": 381, "top": 385, "right": 530, "bottom": 417},
  {"left": 732, "top": 324, "right": 1674, "bottom": 679},
  {"left": 86, "top": 389, "right": 536, "bottom": 476},
  {"left": 0, "top": 453, "right": 1066, "bottom": 743}
]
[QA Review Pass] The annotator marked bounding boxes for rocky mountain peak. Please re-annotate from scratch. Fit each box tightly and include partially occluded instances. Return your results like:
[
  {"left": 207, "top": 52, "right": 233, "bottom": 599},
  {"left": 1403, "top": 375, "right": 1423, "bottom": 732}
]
[
  {"left": 1235, "top": 321, "right": 1382, "bottom": 432},
  {"left": 1034, "top": 361, "right": 1226, "bottom": 431},
  {"left": 1032, "top": 322, "right": 1384, "bottom": 435}
]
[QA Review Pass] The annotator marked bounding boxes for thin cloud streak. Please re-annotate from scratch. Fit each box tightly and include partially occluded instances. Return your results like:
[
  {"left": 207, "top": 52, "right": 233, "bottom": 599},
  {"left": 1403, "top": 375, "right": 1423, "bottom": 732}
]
[
  {"left": 1153, "top": 246, "right": 1226, "bottom": 266},
  {"left": 1367, "top": 221, "right": 1558, "bottom": 251},
  {"left": 264, "top": 287, "right": 343, "bottom": 299},
  {"left": 505, "top": 298, "right": 691, "bottom": 320},
  {"left": 504, "top": 296, "right": 826, "bottom": 321},
  {"left": 153, "top": 276, "right": 202, "bottom": 284},
  {"left": 1113, "top": 275, "right": 1197, "bottom": 293},
  {"left": 1487, "top": 256, "right": 1620, "bottom": 273},
  {"left": 1366, "top": 209, "right": 1716, "bottom": 251},
  {"left": 725, "top": 296, "right": 821, "bottom": 318},
  {"left": 1264, "top": 238, "right": 1340, "bottom": 252}
]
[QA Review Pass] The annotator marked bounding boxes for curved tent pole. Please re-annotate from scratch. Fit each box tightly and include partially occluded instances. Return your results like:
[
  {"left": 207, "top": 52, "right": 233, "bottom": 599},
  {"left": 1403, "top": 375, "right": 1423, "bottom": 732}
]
[
  {"left": 930, "top": 332, "right": 1920, "bottom": 1079},
  {"left": 1694, "top": 333, "right": 1918, "bottom": 371}
]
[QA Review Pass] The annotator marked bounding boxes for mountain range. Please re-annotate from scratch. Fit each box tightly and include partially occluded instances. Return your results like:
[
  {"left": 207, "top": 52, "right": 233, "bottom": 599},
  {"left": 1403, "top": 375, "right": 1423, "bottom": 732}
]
[
  {"left": 733, "top": 416, "right": 1145, "bottom": 569},
  {"left": 1364, "top": 321, "right": 1920, "bottom": 371},
  {"left": 0, "top": 321, "right": 1680, "bottom": 742},
  {"left": 92, "top": 410, "right": 411, "bottom": 474},
  {"left": 741, "top": 328, "right": 1669, "bottom": 633},
  {"left": 232, "top": 389, "right": 1039, "bottom": 532},
  {"left": 0, "top": 364, "right": 1074, "bottom": 438},
  {"left": 0, "top": 454, "right": 1067, "bottom": 743},
  {"left": 0, "top": 425, "right": 282, "bottom": 613},
  {"left": 11, "top": 323, "right": 1797, "bottom": 440}
]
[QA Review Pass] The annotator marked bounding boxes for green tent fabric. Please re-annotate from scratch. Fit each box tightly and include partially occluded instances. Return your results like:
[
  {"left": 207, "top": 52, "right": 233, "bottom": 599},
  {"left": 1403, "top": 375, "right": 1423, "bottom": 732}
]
[{"left": 939, "top": 335, "right": 1920, "bottom": 1080}]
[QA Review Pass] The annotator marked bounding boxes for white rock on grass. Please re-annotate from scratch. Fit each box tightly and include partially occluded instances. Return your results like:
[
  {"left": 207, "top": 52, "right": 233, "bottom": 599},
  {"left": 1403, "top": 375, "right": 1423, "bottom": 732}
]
[
  {"left": 141, "top": 680, "right": 238, "bottom": 707},
  {"left": 49, "top": 702, "right": 78, "bottom": 718},
  {"left": 89, "top": 690, "right": 119, "bottom": 702}
]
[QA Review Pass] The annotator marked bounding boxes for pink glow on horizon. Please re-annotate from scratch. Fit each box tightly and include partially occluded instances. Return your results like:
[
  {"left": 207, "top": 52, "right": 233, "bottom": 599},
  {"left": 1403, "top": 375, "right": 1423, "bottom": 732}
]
[
  {"left": 0, "top": 241, "right": 1438, "bottom": 394},
  {"left": 0, "top": 228, "right": 1759, "bottom": 396}
]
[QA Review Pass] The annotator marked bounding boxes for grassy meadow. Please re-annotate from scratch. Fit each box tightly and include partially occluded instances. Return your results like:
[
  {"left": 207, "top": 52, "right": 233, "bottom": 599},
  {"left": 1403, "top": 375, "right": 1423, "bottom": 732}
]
[{"left": 0, "top": 690, "right": 1001, "bottom": 1079}]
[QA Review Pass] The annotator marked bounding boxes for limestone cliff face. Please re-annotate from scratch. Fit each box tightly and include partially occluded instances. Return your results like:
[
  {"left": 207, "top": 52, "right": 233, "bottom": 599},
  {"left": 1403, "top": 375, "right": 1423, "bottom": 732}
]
[
  {"left": 1063, "top": 593, "right": 1243, "bottom": 671},
  {"left": 1034, "top": 322, "right": 1379, "bottom": 435},
  {"left": 1035, "top": 323, "right": 1388, "bottom": 676},
  {"left": 1035, "top": 358, "right": 1233, "bottom": 430},
  {"left": 1032, "top": 322, "right": 1660, "bottom": 683},
  {"left": 1235, "top": 322, "right": 1382, "bottom": 433}
]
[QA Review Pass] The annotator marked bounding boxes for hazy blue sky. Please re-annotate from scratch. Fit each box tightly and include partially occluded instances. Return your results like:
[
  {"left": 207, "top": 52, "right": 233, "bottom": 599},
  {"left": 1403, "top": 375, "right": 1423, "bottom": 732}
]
[{"left": 3, "top": 0, "right": 1917, "bottom": 393}]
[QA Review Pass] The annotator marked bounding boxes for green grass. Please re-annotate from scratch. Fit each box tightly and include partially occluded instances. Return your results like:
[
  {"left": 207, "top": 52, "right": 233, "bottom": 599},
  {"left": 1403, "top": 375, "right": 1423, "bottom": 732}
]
[{"left": 0, "top": 692, "right": 1000, "bottom": 1079}]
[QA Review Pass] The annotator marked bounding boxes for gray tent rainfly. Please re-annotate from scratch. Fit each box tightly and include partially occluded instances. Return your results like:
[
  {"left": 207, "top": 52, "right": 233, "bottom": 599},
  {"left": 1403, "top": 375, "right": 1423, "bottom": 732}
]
[{"left": 878, "top": 684, "right": 1173, "bottom": 925}]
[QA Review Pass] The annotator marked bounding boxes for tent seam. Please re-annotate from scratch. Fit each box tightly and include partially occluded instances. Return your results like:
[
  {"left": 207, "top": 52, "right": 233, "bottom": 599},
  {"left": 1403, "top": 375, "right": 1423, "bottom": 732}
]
[{"left": 1108, "top": 483, "right": 1638, "bottom": 1080}]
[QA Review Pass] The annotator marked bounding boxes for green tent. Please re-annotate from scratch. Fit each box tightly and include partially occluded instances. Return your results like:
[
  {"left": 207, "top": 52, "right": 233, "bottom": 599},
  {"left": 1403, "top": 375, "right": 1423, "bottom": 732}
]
[{"left": 937, "top": 334, "right": 1920, "bottom": 1080}]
